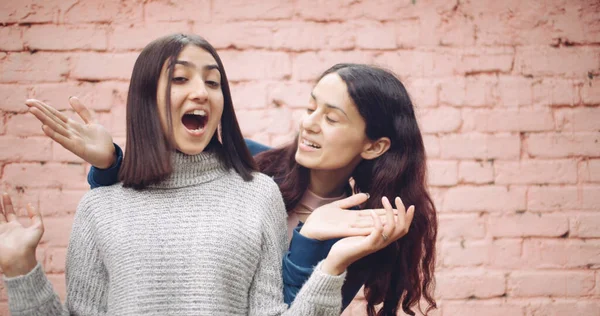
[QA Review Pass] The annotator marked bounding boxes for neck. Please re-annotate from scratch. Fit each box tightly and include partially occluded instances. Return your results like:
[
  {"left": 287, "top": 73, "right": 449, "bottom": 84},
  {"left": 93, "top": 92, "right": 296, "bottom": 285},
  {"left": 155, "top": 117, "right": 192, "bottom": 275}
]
[{"left": 308, "top": 169, "right": 352, "bottom": 198}]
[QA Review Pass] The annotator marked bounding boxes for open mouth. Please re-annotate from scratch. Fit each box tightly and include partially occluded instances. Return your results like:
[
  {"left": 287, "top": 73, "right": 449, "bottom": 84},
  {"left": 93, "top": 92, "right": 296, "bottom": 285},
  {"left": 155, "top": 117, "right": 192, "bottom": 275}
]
[
  {"left": 182, "top": 109, "right": 208, "bottom": 133},
  {"left": 301, "top": 139, "right": 321, "bottom": 149}
]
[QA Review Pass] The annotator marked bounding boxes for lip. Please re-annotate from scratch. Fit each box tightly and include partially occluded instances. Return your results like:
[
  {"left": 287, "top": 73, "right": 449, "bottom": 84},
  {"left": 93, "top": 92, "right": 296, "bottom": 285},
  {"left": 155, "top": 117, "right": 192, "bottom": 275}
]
[
  {"left": 298, "top": 135, "right": 321, "bottom": 152},
  {"left": 181, "top": 106, "right": 210, "bottom": 137}
]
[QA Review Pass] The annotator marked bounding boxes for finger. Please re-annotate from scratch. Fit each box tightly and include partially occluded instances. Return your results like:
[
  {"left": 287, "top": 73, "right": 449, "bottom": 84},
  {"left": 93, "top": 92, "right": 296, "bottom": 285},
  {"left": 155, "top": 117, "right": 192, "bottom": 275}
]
[
  {"left": 357, "top": 208, "right": 398, "bottom": 217},
  {"left": 363, "top": 210, "right": 384, "bottom": 245},
  {"left": 29, "top": 107, "right": 71, "bottom": 139},
  {"left": 394, "top": 197, "right": 408, "bottom": 233},
  {"left": 350, "top": 215, "right": 398, "bottom": 228},
  {"left": 26, "top": 99, "right": 69, "bottom": 128},
  {"left": 332, "top": 193, "right": 369, "bottom": 209},
  {"left": 403, "top": 205, "right": 415, "bottom": 232},
  {"left": 26, "top": 203, "right": 44, "bottom": 231},
  {"left": 382, "top": 197, "right": 396, "bottom": 239},
  {"left": 0, "top": 194, "right": 6, "bottom": 224},
  {"left": 41, "top": 125, "right": 78, "bottom": 150},
  {"left": 69, "top": 96, "right": 96, "bottom": 124},
  {"left": 2, "top": 193, "right": 18, "bottom": 222}
]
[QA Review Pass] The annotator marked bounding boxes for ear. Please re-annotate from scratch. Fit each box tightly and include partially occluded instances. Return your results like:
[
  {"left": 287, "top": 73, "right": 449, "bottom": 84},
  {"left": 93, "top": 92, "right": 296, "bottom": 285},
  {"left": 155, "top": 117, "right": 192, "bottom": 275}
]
[{"left": 361, "top": 137, "right": 391, "bottom": 160}]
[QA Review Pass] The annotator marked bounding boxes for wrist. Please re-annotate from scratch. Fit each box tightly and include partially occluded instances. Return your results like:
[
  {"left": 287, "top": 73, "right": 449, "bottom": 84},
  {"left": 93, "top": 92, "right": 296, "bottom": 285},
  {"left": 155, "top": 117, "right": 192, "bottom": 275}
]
[
  {"left": 2, "top": 253, "right": 38, "bottom": 278},
  {"left": 96, "top": 146, "right": 117, "bottom": 170},
  {"left": 320, "top": 257, "right": 349, "bottom": 276}
]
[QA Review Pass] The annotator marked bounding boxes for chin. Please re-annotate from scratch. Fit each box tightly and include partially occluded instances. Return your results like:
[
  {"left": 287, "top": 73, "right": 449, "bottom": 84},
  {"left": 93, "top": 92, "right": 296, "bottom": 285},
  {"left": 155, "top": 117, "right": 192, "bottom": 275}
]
[{"left": 177, "top": 143, "right": 209, "bottom": 155}]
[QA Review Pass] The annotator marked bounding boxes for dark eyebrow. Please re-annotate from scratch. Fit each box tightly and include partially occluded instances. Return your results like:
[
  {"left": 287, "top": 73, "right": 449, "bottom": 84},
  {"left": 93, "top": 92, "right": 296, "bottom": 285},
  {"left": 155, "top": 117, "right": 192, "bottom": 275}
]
[
  {"left": 311, "top": 92, "right": 349, "bottom": 118},
  {"left": 172, "top": 60, "right": 220, "bottom": 73}
]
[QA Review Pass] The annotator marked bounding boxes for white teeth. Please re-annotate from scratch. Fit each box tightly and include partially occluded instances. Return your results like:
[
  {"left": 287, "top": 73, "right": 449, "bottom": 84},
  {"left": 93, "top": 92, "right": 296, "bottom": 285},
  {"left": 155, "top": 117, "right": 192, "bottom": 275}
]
[
  {"left": 189, "top": 109, "right": 206, "bottom": 116},
  {"left": 302, "top": 139, "right": 320, "bottom": 149}
]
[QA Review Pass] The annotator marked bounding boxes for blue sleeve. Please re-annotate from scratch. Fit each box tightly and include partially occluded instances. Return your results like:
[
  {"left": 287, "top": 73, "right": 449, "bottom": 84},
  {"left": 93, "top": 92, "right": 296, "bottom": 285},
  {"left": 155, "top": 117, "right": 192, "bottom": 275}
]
[
  {"left": 87, "top": 143, "right": 123, "bottom": 189},
  {"left": 244, "top": 138, "right": 272, "bottom": 156}
]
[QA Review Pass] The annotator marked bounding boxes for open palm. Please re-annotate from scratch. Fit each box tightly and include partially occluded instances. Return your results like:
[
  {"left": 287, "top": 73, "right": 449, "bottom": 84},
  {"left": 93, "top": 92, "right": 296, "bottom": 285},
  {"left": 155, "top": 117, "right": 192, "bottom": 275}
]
[
  {"left": 0, "top": 193, "right": 44, "bottom": 277},
  {"left": 25, "top": 97, "right": 116, "bottom": 169}
]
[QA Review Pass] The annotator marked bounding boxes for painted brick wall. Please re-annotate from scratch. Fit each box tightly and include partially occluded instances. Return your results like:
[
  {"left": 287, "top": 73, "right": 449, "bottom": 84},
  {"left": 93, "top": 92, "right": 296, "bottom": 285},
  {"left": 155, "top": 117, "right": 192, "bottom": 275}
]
[{"left": 1, "top": 0, "right": 599, "bottom": 315}]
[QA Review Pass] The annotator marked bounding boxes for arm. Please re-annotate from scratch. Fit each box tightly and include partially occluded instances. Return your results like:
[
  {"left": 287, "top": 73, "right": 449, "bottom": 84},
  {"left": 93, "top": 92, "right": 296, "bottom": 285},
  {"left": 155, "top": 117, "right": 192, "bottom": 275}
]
[
  {"left": 2, "top": 193, "right": 109, "bottom": 315},
  {"left": 247, "top": 186, "right": 346, "bottom": 316},
  {"left": 245, "top": 138, "right": 272, "bottom": 156}
]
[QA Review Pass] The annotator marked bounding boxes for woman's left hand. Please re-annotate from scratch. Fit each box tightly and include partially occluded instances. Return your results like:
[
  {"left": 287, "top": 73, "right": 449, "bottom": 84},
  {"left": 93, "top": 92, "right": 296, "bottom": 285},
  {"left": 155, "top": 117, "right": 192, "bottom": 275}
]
[{"left": 321, "top": 196, "right": 415, "bottom": 275}]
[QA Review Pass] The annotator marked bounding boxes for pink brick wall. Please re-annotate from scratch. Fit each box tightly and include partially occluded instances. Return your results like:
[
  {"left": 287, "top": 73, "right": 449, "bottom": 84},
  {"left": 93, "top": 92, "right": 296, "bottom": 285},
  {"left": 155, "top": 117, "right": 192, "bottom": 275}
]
[{"left": 1, "top": 0, "right": 599, "bottom": 315}]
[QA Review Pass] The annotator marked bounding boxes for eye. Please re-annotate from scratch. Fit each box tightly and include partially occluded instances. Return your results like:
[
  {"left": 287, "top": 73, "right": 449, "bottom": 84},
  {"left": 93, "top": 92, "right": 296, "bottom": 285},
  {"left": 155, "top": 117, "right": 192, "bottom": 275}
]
[
  {"left": 326, "top": 116, "right": 338, "bottom": 123},
  {"left": 172, "top": 77, "right": 188, "bottom": 83},
  {"left": 206, "top": 80, "right": 220, "bottom": 88},
  {"left": 306, "top": 108, "right": 315, "bottom": 114}
]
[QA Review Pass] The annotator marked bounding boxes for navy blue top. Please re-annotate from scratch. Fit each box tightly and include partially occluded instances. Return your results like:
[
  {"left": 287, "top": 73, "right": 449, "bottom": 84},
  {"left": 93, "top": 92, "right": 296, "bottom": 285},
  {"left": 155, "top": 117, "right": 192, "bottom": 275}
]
[{"left": 87, "top": 139, "right": 363, "bottom": 311}]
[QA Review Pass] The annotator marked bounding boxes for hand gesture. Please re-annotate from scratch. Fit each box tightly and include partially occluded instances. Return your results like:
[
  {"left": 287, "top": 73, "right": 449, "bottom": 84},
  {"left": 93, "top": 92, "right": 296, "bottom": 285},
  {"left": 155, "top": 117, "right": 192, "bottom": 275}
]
[
  {"left": 321, "top": 196, "right": 415, "bottom": 275},
  {"left": 0, "top": 193, "right": 44, "bottom": 277},
  {"left": 300, "top": 193, "right": 398, "bottom": 241},
  {"left": 26, "top": 97, "right": 116, "bottom": 169}
]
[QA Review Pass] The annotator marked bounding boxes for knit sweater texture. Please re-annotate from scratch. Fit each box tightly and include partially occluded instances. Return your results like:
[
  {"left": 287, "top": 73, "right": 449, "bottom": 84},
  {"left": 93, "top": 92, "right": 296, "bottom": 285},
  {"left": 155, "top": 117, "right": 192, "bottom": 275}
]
[{"left": 4, "top": 150, "right": 346, "bottom": 315}]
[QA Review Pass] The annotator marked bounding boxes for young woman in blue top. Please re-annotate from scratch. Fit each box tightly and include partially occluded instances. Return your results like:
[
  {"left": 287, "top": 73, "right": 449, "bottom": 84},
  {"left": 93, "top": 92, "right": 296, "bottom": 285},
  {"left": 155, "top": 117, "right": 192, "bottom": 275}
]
[{"left": 23, "top": 63, "right": 435, "bottom": 315}]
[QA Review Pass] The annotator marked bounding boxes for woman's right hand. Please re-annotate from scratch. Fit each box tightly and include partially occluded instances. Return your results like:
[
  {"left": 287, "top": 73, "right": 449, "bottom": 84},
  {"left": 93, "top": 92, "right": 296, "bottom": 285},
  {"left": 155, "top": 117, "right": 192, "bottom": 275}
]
[
  {"left": 0, "top": 193, "right": 44, "bottom": 277},
  {"left": 25, "top": 97, "right": 116, "bottom": 169}
]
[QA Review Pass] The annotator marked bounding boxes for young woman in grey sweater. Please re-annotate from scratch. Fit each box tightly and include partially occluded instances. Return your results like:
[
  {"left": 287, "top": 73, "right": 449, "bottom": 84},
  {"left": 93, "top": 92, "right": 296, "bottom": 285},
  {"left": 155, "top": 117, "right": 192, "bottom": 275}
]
[{"left": 0, "top": 34, "right": 402, "bottom": 315}]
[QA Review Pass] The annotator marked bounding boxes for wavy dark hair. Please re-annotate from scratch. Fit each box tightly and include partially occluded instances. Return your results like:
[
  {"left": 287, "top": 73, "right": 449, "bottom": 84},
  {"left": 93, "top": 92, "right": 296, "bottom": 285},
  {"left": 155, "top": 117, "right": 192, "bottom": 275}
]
[
  {"left": 256, "top": 64, "right": 437, "bottom": 316},
  {"left": 119, "top": 34, "right": 256, "bottom": 189}
]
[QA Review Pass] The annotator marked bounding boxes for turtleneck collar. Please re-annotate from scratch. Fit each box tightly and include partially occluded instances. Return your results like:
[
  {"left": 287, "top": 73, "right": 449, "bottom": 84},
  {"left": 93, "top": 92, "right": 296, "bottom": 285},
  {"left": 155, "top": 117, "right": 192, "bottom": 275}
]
[{"left": 148, "top": 150, "right": 229, "bottom": 189}]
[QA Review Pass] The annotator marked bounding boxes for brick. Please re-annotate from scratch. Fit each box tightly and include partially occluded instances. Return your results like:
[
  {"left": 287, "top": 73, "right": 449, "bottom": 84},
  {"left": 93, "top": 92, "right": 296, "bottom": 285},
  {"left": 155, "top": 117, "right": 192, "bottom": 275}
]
[
  {"left": 440, "top": 241, "right": 488, "bottom": 267},
  {"left": 431, "top": 48, "right": 463, "bottom": 77},
  {"left": 405, "top": 78, "right": 438, "bottom": 108},
  {"left": 265, "top": 107, "right": 293, "bottom": 134},
  {"left": 555, "top": 108, "right": 600, "bottom": 132},
  {"left": 523, "top": 239, "right": 600, "bottom": 269},
  {"left": 44, "top": 247, "right": 67, "bottom": 273},
  {"left": 0, "top": 25, "right": 23, "bottom": 51},
  {"left": 494, "top": 160, "right": 578, "bottom": 184},
  {"left": 579, "top": 159, "right": 600, "bottom": 183},
  {"left": 23, "top": 25, "right": 108, "bottom": 51},
  {"left": 532, "top": 79, "right": 580, "bottom": 106},
  {"left": 440, "top": 134, "right": 520, "bottom": 159},
  {"left": 427, "top": 160, "right": 458, "bottom": 186},
  {"left": 0, "top": 53, "right": 69, "bottom": 83},
  {"left": 40, "top": 216, "right": 74, "bottom": 247},
  {"left": 230, "top": 82, "right": 268, "bottom": 110},
  {"left": 437, "top": 14, "right": 476, "bottom": 47},
  {"left": 581, "top": 78, "right": 600, "bottom": 105},
  {"left": 527, "top": 186, "right": 579, "bottom": 212},
  {"left": 442, "top": 300, "right": 525, "bottom": 316},
  {"left": 236, "top": 110, "right": 269, "bottom": 136},
  {"left": 145, "top": 0, "right": 209, "bottom": 22},
  {"left": 488, "top": 213, "right": 569, "bottom": 237},
  {"left": 70, "top": 53, "right": 138, "bottom": 81},
  {"left": 0, "top": 85, "right": 30, "bottom": 112},
  {"left": 508, "top": 271, "right": 595, "bottom": 297},
  {"left": 582, "top": 186, "right": 600, "bottom": 210},
  {"left": 63, "top": 0, "right": 143, "bottom": 24},
  {"left": 0, "top": 187, "right": 40, "bottom": 215},
  {"left": 3, "top": 163, "right": 87, "bottom": 189},
  {"left": 527, "top": 300, "right": 600, "bottom": 316},
  {"left": 0, "top": 0, "right": 66, "bottom": 24},
  {"left": 439, "top": 76, "right": 496, "bottom": 107},
  {"left": 437, "top": 214, "right": 486, "bottom": 241},
  {"left": 458, "top": 160, "right": 494, "bottom": 184},
  {"left": 30, "top": 81, "right": 126, "bottom": 111},
  {"left": 0, "top": 136, "right": 52, "bottom": 162},
  {"left": 459, "top": 47, "right": 514, "bottom": 74},
  {"left": 394, "top": 19, "right": 422, "bottom": 48},
  {"left": 197, "top": 22, "right": 272, "bottom": 50},
  {"left": 570, "top": 213, "right": 600, "bottom": 238},
  {"left": 435, "top": 271, "right": 505, "bottom": 299},
  {"left": 38, "top": 189, "right": 86, "bottom": 217},
  {"left": 423, "top": 135, "right": 440, "bottom": 158},
  {"left": 293, "top": 51, "right": 374, "bottom": 81},
  {"left": 417, "top": 107, "right": 461, "bottom": 133},
  {"left": 526, "top": 133, "right": 600, "bottom": 158},
  {"left": 355, "top": 21, "right": 396, "bottom": 49},
  {"left": 271, "top": 132, "right": 297, "bottom": 148},
  {"left": 462, "top": 109, "right": 554, "bottom": 133},
  {"left": 515, "top": 46, "right": 599, "bottom": 78},
  {"left": 495, "top": 76, "right": 533, "bottom": 107},
  {"left": 213, "top": 0, "right": 293, "bottom": 21},
  {"left": 46, "top": 274, "right": 66, "bottom": 301},
  {"left": 220, "top": 51, "right": 291, "bottom": 81},
  {"left": 373, "top": 51, "right": 434, "bottom": 79},
  {"left": 110, "top": 22, "right": 190, "bottom": 51},
  {"left": 5, "top": 114, "right": 45, "bottom": 136},
  {"left": 107, "top": 105, "right": 126, "bottom": 138},
  {"left": 489, "top": 239, "right": 524, "bottom": 269},
  {"left": 267, "top": 82, "right": 312, "bottom": 109},
  {"left": 443, "top": 185, "right": 526, "bottom": 213}
]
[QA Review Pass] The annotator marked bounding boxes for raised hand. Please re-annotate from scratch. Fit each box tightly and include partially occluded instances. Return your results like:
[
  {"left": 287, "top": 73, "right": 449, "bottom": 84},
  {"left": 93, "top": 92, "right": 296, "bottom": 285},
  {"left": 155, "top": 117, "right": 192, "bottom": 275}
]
[
  {"left": 25, "top": 97, "right": 116, "bottom": 169},
  {"left": 0, "top": 193, "right": 44, "bottom": 277},
  {"left": 321, "top": 196, "right": 415, "bottom": 275},
  {"left": 299, "top": 193, "right": 398, "bottom": 241}
]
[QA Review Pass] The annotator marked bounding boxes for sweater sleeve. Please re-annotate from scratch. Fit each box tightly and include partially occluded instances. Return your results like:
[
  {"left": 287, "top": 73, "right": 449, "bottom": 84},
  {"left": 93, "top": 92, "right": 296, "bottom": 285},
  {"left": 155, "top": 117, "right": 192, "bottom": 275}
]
[
  {"left": 4, "top": 194, "right": 109, "bottom": 315},
  {"left": 87, "top": 143, "right": 123, "bottom": 189},
  {"left": 247, "top": 185, "right": 346, "bottom": 316}
]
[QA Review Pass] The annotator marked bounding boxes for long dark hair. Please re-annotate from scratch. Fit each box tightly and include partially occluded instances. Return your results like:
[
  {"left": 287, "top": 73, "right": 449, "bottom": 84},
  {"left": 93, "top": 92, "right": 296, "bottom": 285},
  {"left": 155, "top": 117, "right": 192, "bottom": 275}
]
[
  {"left": 256, "top": 64, "right": 437, "bottom": 315},
  {"left": 119, "top": 34, "right": 256, "bottom": 189}
]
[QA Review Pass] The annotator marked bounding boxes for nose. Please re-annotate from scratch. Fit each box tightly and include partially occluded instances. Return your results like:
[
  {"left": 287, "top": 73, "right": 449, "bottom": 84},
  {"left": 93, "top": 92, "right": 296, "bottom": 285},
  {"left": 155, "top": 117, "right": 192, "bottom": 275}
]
[
  {"left": 300, "top": 111, "right": 321, "bottom": 134},
  {"left": 189, "top": 77, "right": 208, "bottom": 103}
]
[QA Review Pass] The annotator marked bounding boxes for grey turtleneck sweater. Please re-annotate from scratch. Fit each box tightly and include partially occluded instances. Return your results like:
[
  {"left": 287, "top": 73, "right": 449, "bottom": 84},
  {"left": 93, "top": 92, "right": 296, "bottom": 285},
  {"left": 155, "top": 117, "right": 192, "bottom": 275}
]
[{"left": 4, "top": 151, "right": 346, "bottom": 315}]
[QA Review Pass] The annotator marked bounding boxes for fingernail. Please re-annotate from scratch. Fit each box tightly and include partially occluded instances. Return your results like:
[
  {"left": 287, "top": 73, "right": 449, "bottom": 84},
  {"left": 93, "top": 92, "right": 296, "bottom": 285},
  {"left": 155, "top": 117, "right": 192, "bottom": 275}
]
[
  {"left": 365, "top": 193, "right": 370, "bottom": 199},
  {"left": 69, "top": 96, "right": 74, "bottom": 99}
]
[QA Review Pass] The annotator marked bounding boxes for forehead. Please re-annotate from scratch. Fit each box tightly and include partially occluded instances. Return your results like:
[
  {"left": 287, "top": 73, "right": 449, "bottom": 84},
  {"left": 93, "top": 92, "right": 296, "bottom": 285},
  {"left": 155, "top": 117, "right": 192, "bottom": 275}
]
[
  {"left": 177, "top": 44, "right": 217, "bottom": 65},
  {"left": 312, "top": 73, "right": 359, "bottom": 113}
]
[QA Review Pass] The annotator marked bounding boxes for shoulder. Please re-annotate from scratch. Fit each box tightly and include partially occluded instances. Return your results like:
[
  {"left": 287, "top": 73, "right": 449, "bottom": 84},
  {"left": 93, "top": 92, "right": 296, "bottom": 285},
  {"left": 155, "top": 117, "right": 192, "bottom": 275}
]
[
  {"left": 227, "top": 171, "right": 286, "bottom": 220},
  {"left": 75, "top": 184, "right": 123, "bottom": 219}
]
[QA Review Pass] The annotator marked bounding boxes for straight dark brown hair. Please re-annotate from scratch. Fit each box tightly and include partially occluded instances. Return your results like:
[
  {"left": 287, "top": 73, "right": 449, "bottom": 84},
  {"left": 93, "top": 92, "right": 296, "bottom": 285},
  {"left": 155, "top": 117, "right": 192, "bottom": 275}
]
[{"left": 119, "top": 34, "right": 256, "bottom": 189}]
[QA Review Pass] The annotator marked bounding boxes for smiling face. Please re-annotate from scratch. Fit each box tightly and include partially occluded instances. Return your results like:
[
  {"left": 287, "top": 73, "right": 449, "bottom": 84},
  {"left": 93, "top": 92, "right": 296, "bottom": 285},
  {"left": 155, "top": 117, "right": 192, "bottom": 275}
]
[
  {"left": 156, "top": 44, "right": 224, "bottom": 155},
  {"left": 295, "top": 73, "right": 373, "bottom": 172}
]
